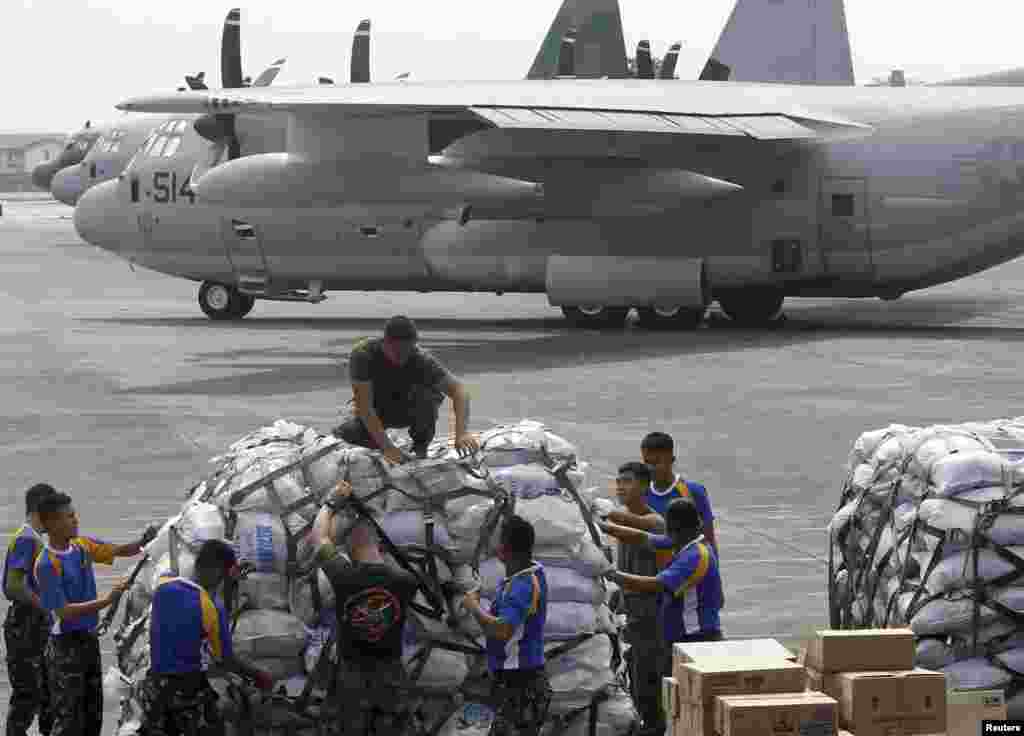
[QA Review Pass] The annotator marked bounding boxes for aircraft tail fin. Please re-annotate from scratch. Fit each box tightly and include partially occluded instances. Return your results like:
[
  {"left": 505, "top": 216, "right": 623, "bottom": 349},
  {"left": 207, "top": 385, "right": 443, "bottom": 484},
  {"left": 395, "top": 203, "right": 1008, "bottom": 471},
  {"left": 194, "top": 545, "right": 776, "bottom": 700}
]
[
  {"left": 526, "top": 0, "right": 628, "bottom": 79},
  {"left": 703, "top": 0, "right": 854, "bottom": 85},
  {"left": 351, "top": 19, "right": 371, "bottom": 84},
  {"left": 252, "top": 58, "right": 286, "bottom": 87}
]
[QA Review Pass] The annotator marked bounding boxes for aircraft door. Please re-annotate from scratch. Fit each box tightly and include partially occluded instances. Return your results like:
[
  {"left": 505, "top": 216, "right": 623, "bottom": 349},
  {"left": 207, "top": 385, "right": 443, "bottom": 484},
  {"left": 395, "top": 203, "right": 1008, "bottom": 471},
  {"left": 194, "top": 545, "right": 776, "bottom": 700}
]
[
  {"left": 221, "top": 217, "right": 270, "bottom": 291},
  {"left": 819, "top": 177, "right": 873, "bottom": 279}
]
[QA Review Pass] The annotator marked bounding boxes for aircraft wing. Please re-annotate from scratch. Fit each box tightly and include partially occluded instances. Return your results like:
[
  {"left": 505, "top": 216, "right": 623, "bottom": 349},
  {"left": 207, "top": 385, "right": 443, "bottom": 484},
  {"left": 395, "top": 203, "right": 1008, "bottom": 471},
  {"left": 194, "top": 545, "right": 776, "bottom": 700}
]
[{"left": 120, "top": 81, "right": 872, "bottom": 180}]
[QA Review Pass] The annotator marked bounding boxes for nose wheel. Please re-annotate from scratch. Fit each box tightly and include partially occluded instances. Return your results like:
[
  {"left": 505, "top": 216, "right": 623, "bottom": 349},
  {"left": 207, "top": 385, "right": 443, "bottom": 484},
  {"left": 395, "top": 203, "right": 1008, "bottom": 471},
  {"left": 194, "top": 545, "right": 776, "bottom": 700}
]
[{"left": 199, "top": 281, "right": 255, "bottom": 320}]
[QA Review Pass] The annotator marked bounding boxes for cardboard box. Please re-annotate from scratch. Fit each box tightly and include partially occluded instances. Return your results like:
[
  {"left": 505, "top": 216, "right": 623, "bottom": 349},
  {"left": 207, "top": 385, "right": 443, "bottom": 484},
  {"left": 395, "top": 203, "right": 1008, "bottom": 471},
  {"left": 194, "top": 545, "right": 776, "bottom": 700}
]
[
  {"left": 673, "top": 638, "right": 795, "bottom": 666},
  {"left": 805, "top": 667, "right": 843, "bottom": 700},
  {"left": 804, "top": 630, "right": 916, "bottom": 674},
  {"left": 946, "top": 689, "right": 1006, "bottom": 736},
  {"left": 675, "top": 658, "right": 809, "bottom": 705},
  {"left": 678, "top": 699, "right": 716, "bottom": 736},
  {"left": 715, "top": 692, "right": 839, "bottom": 736},
  {"left": 663, "top": 677, "right": 680, "bottom": 720},
  {"left": 836, "top": 669, "right": 947, "bottom": 736}
]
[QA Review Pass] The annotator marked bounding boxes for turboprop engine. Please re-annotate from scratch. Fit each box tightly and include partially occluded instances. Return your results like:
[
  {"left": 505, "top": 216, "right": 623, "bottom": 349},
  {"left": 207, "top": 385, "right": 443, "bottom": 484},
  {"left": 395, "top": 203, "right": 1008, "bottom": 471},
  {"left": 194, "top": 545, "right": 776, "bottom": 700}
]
[{"left": 191, "top": 153, "right": 547, "bottom": 219}]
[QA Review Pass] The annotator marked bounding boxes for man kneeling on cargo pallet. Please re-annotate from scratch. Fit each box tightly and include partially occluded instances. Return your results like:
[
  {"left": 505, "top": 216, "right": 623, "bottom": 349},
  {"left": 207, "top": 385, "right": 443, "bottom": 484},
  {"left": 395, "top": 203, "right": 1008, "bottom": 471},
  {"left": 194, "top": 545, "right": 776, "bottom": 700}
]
[
  {"left": 312, "top": 479, "right": 419, "bottom": 735},
  {"left": 138, "top": 540, "right": 274, "bottom": 736},
  {"left": 600, "top": 497, "right": 723, "bottom": 722},
  {"left": 463, "top": 515, "right": 552, "bottom": 736}
]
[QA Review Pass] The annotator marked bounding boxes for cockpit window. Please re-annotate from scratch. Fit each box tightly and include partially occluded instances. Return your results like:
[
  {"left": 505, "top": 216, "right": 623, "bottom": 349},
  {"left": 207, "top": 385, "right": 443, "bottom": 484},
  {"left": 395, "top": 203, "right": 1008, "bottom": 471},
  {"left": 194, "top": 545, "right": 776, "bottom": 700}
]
[
  {"left": 162, "top": 137, "right": 181, "bottom": 157},
  {"left": 150, "top": 136, "right": 169, "bottom": 157}
]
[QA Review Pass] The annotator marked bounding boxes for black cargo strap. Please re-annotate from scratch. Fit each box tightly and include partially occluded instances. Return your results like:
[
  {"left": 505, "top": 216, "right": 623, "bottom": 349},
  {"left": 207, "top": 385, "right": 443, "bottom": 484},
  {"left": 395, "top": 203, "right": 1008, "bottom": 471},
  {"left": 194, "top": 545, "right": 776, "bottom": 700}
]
[{"left": 546, "top": 684, "right": 616, "bottom": 736}]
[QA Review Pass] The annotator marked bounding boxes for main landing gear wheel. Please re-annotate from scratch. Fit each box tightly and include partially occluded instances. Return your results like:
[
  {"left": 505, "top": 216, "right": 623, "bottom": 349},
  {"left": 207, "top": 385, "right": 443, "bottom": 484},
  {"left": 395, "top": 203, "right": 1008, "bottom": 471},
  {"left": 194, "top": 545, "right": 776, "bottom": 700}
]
[
  {"left": 199, "top": 281, "right": 255, "bottom": 320},
  {"left": 636, "top": 305, "right": 705, "bottom": 330},
  {"left": 717, "top": 289, "right": 785, "bottom": 326},
  {"left": 561, "top": 305, "right": 631, "bottom": 328}
]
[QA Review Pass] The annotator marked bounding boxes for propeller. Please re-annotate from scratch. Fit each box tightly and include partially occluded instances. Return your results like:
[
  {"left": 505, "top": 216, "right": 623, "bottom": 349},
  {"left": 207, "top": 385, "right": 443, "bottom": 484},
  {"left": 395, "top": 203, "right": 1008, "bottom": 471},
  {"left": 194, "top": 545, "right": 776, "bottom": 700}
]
[
  {"left": 557, "top": 27, "right": 577, "bottom": 79},
  {"left": 193, "top": 9, "right": 246, "bottom": 161},
  {"left": 659, "top": 42, "right": 681, "bottom": 80},
  {"left": 351, "top": 19, "right": 370, "bottom": 83},
  {"left": 635, "top": 40, "right": 654, "bottom": 80}
]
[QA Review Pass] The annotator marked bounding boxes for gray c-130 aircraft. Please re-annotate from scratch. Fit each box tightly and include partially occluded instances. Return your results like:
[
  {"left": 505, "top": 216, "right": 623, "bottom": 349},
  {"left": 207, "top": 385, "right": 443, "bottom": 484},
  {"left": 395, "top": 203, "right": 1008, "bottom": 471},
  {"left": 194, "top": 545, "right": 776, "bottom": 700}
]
[{"left": 78, "top": 2, "right": 1024, "bottom": 329}]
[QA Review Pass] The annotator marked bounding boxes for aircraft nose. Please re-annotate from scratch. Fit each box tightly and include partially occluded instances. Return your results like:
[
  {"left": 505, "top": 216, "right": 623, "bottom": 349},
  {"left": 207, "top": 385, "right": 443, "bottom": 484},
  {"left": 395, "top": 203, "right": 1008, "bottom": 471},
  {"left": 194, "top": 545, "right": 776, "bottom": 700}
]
[
  {"left": 32, "top": 160, "right": 61, "bottom": 190},
  {"left": 74, "top": 180, "right": 124, "bottom": 253},
  {"left": 52, "top": 165, "right": 84, "bottom": 206}
]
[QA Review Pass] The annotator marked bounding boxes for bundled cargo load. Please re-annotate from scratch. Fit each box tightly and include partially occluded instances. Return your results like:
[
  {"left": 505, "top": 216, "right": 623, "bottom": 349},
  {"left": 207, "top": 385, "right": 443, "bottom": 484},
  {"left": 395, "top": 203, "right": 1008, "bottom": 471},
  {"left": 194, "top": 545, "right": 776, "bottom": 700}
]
[
  {"left": 108, "top": 419, "right": 636, "bottom": 736},
  {"left": 828, "top": 417, "right": 1024, "bottom": 718}
]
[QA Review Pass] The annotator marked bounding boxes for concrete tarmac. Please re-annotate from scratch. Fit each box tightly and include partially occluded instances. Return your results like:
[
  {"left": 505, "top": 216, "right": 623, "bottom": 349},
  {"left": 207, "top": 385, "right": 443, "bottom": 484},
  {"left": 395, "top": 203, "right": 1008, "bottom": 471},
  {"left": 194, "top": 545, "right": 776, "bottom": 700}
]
[{"left": 5, "top": 196, "right": 1024, "bottom": 731}]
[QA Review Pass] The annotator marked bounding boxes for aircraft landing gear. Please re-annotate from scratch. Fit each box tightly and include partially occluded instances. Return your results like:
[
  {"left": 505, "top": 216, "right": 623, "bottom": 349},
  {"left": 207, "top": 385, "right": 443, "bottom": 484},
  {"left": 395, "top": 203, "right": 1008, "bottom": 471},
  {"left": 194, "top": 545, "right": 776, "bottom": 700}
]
[
  {"left": 717, "top": 288, "right": 785, "bottom": 326},
  {"left": 199, "top": 281, "right": 255, "bottom": 320},
  {"left": 635, "top": 305, "right": 705, "bottom": 330},
  {"left": 560, "top": 305, "right": 630, "bottom": 328}
]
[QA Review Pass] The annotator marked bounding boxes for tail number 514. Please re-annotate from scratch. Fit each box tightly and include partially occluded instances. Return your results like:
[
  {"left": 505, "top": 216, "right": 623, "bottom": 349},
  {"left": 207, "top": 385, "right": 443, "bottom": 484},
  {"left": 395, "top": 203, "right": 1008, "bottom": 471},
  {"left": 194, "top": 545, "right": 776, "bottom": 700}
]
[{"left": 153, "top": 171, "right": 195, "bottom": 204}]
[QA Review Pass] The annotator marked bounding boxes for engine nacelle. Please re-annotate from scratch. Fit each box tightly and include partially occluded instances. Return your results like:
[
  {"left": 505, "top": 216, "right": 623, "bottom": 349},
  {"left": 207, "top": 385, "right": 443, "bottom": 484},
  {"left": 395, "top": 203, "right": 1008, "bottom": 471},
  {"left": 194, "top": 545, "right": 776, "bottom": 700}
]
[
  {"left": 193, "top": 153, "right": 544, "bottom": 213},
  {"left": 545, "top": 255, "right": 707, "bottom": 309}
]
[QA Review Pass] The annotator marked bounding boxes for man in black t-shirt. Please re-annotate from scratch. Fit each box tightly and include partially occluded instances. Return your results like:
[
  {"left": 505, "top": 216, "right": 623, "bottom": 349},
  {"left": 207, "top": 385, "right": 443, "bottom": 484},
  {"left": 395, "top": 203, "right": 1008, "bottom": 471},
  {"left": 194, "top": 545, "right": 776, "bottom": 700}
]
[
  {"left": 333, "top": 315, "right": 480, "bottom": 463},
  {"left": 312, "top": 480, "right": 420, "bottom": 735}
]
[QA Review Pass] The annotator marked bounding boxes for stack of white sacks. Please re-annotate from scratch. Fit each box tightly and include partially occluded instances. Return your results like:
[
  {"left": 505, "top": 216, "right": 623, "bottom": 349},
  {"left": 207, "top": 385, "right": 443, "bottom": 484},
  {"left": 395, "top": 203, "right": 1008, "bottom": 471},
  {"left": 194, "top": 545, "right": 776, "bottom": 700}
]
[
  {"left": 830, "top": 418, "right": 1024, "bottom": 718},
  {"left": 109, "top": 419, "right": 637, "bottom": 736}
]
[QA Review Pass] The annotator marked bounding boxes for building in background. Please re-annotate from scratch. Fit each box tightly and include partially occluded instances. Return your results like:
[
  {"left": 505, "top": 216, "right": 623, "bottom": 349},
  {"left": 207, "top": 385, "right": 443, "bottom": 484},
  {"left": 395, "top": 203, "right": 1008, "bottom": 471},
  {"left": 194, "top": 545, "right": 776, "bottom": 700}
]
[{"left": 0, "top": 134, "right": 66, "bottom": 191}]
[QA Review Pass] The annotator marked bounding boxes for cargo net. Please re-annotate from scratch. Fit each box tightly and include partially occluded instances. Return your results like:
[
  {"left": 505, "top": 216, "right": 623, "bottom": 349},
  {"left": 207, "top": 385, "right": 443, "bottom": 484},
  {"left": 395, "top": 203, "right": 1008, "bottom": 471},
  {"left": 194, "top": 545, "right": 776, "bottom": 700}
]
[
  {"left": 107, "top": 419, "right": 638, "bottom": 736},
  {"left": 828, "top": 418, "right": 1024, "bottom": 718}
]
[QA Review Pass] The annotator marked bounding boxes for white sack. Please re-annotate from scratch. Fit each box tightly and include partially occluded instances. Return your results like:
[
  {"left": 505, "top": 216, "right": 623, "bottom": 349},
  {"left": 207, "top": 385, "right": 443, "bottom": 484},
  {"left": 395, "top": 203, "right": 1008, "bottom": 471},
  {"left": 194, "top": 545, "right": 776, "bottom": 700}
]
[
  {"left": 917, "top": 492, "right": 1024, "bottom": 547},
  {"left": 142, "top": 514, "right": 181, "bottom": 563},
  {"left": 927, "top": 546, "right": 1024, "bottom": 594},
  {"left": 554, "top": 689, "right": 637, "bottom": 736},
  {"left": 547, "top": 634, "right": 615, "bottom": 694},
  {"left": 238, "top": 573, "right": 289, "bottom": 611},
  {"left": 404, "top": 644, "right": 468, "bottom": 690},
  {"left": 915, "top": 638, "right": 956, "bottom": 670},
  {"left": 909, "top": 432, "right": 990, "bottom": 482},
  {"left": 994, "top": 647, "right": 1024, "bottom": 675},
  {"left": 233, "top": 610, "right": 307, "bottom": 661},
  {"left": 235, "top": 512, "right": 290, "bottom": 575},
  {"left": 940, "top": 657, "right": 1014, "bottom": 690},
  {"left": 478, "top": 558, "right": 603, "bottom": 605},
  {"left": 290, "top": 570, "right": 336, "bottom": 627},
  {"left": 514, "top": 495, "right": 587, "bottom": 548},
  {"left": 930, "top": 450, "right": 1012, "bottom": 497},
  {"left": 379, "top": 510, "right": 453, "bottom": 548},
  {"left": 491, "top": 464, "right": 563, "bottom": 499},
  {"left": 449, "top": 502, "right": 496, "bottom": 540},
  {"left": 176, "top": 502, "right": 226, "bottom": 549}
]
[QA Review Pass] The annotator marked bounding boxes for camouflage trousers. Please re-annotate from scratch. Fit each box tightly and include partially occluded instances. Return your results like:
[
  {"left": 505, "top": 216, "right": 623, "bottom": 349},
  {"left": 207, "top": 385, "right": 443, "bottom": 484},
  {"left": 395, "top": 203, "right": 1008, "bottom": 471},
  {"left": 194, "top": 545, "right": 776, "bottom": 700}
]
[
  {"left": 45, "top": 631, "right": 103, "bottom": 736},
  {"left": 4, "top": 602, "right": 53, "bottom": 736},
  {"left": 135, "top": 671, "right": 225, "bottom": 736},
  {"left": 327, "top": 656, "right": 412, "bottom": 736},
  {"left": 488, "top": 668, "right": 553, "bottom": 736}
]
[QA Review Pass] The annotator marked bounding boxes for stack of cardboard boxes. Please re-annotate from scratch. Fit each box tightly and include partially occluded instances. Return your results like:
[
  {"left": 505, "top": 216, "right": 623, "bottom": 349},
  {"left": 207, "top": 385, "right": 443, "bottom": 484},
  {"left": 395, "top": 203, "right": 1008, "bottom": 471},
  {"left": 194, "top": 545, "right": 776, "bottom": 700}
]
[
  {"left": 662, "top": 638, "right": 838, "bottom": 736},
  {"left": 661, "top": 629, "right": 1010, "bottom": 736},
  {"left": 800, "top": 629, "right": 946, "bottom": 736}
]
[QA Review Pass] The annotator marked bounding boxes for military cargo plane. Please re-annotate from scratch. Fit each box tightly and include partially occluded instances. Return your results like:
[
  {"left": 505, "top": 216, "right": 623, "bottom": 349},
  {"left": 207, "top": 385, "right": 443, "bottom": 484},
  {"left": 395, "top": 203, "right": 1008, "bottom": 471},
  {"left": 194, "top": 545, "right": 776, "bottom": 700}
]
[{"left": 73, "top": 0, "right": 891, "bottom": 327}]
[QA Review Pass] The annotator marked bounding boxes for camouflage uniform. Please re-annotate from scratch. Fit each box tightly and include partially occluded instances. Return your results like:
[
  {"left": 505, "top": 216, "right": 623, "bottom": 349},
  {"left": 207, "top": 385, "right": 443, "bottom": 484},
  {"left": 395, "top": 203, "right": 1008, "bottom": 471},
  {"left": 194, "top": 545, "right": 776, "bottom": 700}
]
[
  {"left": 4, "top": 602, "right": 54, "bottom": 736},
  {"left": 330, "top": 656, "right": 412, "bottom": 736},
  {"left": 488, "top": 669, "right": 553, "bottom": 736},
  {"left": 45, "top": 631, "right": 104, "bottom": 736},
  {"left": 135, "top": 671, "right": 225, "bottom": 736}
]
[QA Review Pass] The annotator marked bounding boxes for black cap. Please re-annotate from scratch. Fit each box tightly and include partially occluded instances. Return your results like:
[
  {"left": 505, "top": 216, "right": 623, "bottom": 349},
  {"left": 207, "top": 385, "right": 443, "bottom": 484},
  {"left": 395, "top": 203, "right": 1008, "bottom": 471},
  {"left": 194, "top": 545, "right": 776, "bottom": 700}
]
[{"left": 384, "top": 315, "right": 418, "bottom": 341}]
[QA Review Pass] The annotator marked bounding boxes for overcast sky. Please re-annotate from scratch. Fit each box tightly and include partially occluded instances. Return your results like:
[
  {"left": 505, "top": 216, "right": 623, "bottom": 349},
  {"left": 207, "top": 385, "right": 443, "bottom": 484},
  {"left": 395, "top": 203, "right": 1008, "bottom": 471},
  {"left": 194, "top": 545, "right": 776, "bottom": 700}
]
[{"left": 5, "top": 0, "right": 1024, "bottom": 133}]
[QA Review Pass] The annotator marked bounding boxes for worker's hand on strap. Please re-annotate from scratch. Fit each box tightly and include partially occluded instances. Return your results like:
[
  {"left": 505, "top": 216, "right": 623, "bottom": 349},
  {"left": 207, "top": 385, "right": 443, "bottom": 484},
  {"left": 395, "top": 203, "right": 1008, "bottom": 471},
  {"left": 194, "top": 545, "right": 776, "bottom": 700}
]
[
  {"left": 138, "top": 524, "right": 160, "bottom": 548},
  {"left": 461, "top": 589, "right": 481, "bottom": 612},
  {"left": 454, "top": 432, "right": 480, "bottom": 457},
  {"left": 332, "top": 480, "right": 353, "bottom": 501},
  {"left": 382, "top": 446, "right": 406, "bottom": 465}
]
